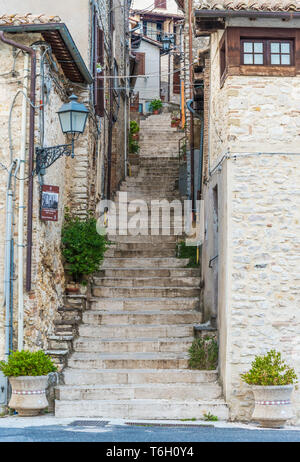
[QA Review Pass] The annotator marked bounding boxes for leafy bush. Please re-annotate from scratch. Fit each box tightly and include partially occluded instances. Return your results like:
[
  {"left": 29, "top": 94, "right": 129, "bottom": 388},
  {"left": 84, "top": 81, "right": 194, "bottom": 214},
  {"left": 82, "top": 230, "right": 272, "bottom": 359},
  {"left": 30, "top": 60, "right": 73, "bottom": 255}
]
[
  {"left": 149, "top": 99, "right": 163, "bottom": 112},
  {"left": 61, "top": 212, "right": 108, "bottom": 282},
  {"left": 176, "top": 241, "right": 200, "bottom": 268},
  {"left": 129, "top": 137, "right": 140, "bottom": 154},
  {"left": 130, "top": 120, "right": 140, "bottom": 134},
  {"left": 188, "top": 336, "right": 218, "bottom": 370},
  {"left": 0, "top": 350, "right": 57, "bottom": 377},
  {"left": 241, "top": 350, "right": 298, "bottom": 386}
]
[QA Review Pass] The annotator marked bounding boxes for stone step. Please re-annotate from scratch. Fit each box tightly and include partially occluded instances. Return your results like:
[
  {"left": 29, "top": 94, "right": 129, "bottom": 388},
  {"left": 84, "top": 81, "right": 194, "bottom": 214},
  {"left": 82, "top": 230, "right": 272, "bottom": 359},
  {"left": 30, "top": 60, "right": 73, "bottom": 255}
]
[
  {"left": 63, "top": 367, "right": 218, "bottom": 385},
  {"left": 101, "top": 257, "right": 189, "bottom": 268},
  {"left": 107, "top": 234, "right": 178, "bottom": 243},
  {"left": 82, "top": 310, "right": 202, "bottom": 326},
  {"left": 56, "top": 382, "right": 222, "bottom": 401},
  {"left": 108, "top": 242, "right": 177, "bottom": 251},
  {"left": 78, "top": 323, "right": 195, "bottom": 339},
  {"left": 92, "top": 286, "right": 200, "bottom": 298},
  {"left": 67, "top": 352, "right": 190, "bottom": 369},
  {"left": 89, "top": 297, "right": 200, "bottom": 312},
  {"left": 73, "top": 337, "right": 195, "bottom": 354},
  {"left": 55, "top": 398, "right": 229, "bottom": 420},
  {"left": 104, "top": 248, "right": 176, "bottom": 258},
  {"left": 114, "top": 192, "right": 181, "bottom": 200},
  {"left": 96, "top": 268, "right": 200, "bottom": 278},
  {"left": 93, "top": 276, "right": 200, "bottom": 288}
]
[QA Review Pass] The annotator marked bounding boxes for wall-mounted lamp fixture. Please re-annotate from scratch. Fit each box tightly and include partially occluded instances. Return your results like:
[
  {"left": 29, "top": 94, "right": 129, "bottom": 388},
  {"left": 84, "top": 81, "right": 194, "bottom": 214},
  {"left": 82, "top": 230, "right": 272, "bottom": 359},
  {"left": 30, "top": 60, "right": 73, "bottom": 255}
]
[{"left": 35, "top": 94, "right": 89, "bottom": 175}]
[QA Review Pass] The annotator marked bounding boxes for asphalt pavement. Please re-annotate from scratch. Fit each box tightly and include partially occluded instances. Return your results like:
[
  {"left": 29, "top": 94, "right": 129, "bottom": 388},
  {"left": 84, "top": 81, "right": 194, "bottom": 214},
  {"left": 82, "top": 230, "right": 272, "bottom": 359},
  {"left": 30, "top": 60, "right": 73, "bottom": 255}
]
[{"left": 0, "top": 416, "right": 300, "bottom": 442}]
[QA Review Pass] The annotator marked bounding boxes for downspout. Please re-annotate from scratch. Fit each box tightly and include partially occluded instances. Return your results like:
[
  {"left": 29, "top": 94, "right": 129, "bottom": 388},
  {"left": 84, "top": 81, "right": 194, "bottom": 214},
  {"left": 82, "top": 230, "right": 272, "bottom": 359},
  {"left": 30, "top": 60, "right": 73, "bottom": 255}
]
[
  {"left": 4, "top": 162, "right": 16, "bottom": 367},
  {"left": 0, "top": 32, "right": 37, "bottom": 293},
  {"left": 188, "top": 0, "right": 195, "bottom": 216},
  {"left": 18, "top": 53, "right": 29, "bottom": 350}
]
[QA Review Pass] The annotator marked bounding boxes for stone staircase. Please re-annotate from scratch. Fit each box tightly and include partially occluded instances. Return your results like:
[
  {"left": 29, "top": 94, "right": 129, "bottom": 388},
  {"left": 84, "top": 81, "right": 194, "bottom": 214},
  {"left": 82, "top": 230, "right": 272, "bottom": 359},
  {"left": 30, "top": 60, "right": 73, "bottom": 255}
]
[{"left": 54, "top": 112, "right": 228, "bottom": 420}]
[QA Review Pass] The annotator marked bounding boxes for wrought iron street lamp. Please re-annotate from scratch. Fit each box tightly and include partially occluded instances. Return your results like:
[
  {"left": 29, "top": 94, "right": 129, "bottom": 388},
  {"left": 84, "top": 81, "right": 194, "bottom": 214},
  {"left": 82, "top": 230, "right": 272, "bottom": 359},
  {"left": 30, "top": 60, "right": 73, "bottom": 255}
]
[{"left": 35, "top": 94, "right": 89, "bottom": 175}]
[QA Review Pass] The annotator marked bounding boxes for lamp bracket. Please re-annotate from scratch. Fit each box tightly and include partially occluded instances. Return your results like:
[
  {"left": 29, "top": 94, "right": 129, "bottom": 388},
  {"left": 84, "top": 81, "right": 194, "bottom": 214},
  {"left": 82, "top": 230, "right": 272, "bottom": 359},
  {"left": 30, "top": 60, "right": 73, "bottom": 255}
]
[{"left": 35, "top": 142, "right": 74, "bottom": 175}]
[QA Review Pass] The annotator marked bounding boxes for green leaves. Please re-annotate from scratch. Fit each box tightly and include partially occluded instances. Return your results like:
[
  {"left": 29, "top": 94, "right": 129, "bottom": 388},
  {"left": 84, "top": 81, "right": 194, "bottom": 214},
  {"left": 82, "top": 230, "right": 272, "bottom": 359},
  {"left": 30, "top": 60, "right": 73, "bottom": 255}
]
[
  {"left": 188, "top": 336, "right": 218, "bottom": 370},
  {"left": 241, "top": 350, "right": 298, "bottom": 386},
  {"left": 176, "top": 241, "right": 200, "bottom": 268},
  {"left": 130, "top": 120, "right": 140, "bottom": 135},
  {"left": 149, "top": 99, "right": 163, "bottom": 112},
  {"left": 61, "top": 212, "right": 108, "bottom": 282},
  {"left": 0, "top": 350, "right": 57, "bottom": 377}
]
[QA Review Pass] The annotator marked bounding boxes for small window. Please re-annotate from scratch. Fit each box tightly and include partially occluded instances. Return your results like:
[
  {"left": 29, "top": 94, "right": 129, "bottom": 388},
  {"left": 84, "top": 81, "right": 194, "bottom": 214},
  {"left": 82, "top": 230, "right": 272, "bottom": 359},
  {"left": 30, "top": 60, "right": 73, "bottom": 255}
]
[{"left": 241, "top": 39, "right": 293, "bottom": 66}]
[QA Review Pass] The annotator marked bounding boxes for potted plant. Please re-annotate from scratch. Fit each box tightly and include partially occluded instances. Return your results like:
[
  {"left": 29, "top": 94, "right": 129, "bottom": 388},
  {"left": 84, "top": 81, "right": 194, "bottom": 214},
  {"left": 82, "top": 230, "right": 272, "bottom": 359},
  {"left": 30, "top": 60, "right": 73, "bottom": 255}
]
[
  {"left": 241, "top": 350, "right": 298, "bottom": 428},
  {"left": 149, "top": 99, "right": 163, "bottom": 114},
  {"left": 130, "top": 120, "right": 140, "bottom": 141},
  {"left": 61, "top": 211, "right": 108, "bottom": 292},
  {"left": 0, "top": 350, "right": 57, "bottom": 416}
]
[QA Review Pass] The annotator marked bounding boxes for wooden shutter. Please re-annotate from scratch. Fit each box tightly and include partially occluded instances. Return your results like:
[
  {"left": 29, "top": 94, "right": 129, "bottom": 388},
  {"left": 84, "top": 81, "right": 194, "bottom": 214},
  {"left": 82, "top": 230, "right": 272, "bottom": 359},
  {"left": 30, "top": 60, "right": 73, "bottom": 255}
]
[
  {"left": 135, "top": 52, "right": 145, "bottom": 76},
  {"left": 94, "top": 26, "right": 105, "bottom": 117},
  {"left": 173, "top": 68, "right": 180, "bottom": 94}
]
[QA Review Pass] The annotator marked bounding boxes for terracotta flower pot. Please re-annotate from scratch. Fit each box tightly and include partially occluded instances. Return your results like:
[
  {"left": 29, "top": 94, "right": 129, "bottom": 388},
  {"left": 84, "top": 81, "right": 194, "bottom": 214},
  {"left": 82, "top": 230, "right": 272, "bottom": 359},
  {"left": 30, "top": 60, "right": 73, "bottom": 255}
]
[
  {"left": 251, "top": 385, "right": 294, "bottom": 428},
  {"left": 66, "top": 283, "right": 80, "bottom": 294},
  {"left": 8, "top": 376, "right": 49, "bottom": 417},
  {"left": 132, "top": 133, "right": 139, "bottom": 141}
]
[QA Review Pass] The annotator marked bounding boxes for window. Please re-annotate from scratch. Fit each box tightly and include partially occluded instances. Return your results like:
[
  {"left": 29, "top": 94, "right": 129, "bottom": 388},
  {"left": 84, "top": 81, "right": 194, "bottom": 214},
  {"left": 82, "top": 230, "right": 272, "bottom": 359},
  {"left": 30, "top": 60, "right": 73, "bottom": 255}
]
[{"left": 241, "top": 39, "right": 293, "bottom": 66}]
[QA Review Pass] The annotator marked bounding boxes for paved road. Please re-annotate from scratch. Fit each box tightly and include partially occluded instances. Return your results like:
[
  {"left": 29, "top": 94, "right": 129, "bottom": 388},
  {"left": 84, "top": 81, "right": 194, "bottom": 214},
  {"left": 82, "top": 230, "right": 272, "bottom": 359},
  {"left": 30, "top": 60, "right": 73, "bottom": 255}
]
[{"left": 0, "top": 420, "right": 300, "bottom": 442}]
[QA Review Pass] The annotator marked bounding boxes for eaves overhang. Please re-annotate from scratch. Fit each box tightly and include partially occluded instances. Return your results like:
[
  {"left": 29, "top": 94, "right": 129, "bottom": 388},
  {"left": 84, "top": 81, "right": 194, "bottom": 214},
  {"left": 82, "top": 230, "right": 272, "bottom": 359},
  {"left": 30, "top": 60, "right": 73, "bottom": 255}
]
[
  {"left": 0, "top": 22, "right": 93, "bottom": 85},
  {"left": 195, "top": 9, "right": 300, "bottom": 19}
]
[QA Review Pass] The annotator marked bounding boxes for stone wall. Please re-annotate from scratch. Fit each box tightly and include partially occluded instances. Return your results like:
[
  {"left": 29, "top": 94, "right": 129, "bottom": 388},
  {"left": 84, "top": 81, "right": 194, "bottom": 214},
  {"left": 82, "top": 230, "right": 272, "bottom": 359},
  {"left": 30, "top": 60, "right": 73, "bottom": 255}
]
[
  {"left": 0, "top": 32, "right": 92, "bottom": 357},
  {"left": 202, "top": 28, "right": 300, "bottom": 423}
]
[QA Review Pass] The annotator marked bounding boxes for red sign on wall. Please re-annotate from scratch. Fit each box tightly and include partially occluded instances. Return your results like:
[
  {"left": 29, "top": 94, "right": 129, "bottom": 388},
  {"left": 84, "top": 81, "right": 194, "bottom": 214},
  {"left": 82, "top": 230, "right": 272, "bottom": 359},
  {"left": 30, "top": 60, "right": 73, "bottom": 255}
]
[{"left": 40, "top": 185, "right": 59, "bottom": 222}]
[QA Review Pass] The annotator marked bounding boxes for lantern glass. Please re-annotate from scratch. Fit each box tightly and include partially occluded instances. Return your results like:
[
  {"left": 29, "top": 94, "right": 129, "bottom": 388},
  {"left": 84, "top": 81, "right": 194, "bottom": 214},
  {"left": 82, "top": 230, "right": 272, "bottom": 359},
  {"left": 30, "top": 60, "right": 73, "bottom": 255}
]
[{"left": 57, "top": 94, "right": 89, "bottom": 135}]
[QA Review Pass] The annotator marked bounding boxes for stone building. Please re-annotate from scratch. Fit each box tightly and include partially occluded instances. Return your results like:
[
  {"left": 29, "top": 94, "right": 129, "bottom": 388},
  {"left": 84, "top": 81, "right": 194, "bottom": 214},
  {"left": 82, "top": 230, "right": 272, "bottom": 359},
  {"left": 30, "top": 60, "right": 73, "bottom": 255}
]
[
  {"left": 194, "top": 1, "right": 300, "bottom": 423},
  {"left": 0, "top": 1, "right": 131, "bottom": 409},
  {"left": 130, "top": 0, "right": 184, "bottom": 108}
]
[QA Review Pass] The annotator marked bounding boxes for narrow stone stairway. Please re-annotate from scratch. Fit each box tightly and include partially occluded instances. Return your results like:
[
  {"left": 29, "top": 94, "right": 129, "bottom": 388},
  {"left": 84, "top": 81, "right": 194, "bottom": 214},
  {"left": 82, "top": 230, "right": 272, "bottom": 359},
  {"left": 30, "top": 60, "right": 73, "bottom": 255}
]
[{"left": 55, "top": 112, "right": 228, "bottom": 420}]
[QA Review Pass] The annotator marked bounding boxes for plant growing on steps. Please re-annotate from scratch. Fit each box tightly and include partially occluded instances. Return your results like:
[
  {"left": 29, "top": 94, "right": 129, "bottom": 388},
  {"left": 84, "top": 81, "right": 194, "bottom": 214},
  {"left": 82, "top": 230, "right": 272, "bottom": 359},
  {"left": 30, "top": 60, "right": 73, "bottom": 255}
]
[
  {"left": 129, "top": 121, "right": 140, "bottom": 153},
  {"left": 203, "top": 412, "right": 218, "bottom": 422},
  {"left": 188, "top": 336, "right": 218, "bottom": 370},
  {"left": 176, "top": 241, "right": 200, "bottom": 268},
  {"left": 61, "top": 211, "right": 108, "bottom": 283},
  {"left": 130, "top": 120, "right": 140, "bottom": 134}
]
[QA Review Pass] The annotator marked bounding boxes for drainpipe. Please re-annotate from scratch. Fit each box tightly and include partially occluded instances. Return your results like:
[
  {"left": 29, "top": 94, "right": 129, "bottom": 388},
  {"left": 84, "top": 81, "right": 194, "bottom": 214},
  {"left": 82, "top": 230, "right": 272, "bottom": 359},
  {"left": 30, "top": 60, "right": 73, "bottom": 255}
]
[
  {"left": 0, "top": 32, "right": 37, "bottom": 293},
  {"left": 18, "top": 53, "right": 29, "bottom": 351},
  {"left": 4, "top": 162, "right": 16, "bottom": 367},
  {"left": 188, "top": 0, "right": 195, "bottom": 216}
]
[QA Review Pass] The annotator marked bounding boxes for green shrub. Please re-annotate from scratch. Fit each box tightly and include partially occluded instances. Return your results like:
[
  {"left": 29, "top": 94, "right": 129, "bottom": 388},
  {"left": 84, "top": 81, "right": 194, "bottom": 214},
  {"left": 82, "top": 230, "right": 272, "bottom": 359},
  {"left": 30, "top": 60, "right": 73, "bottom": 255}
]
[
  {"left": 129, "top": 137, "right": 140, "bottom": 154},
  {"left": 61, "top": 211, "right": 108, "bottom": 282},
  {"left": 0, "top": 350, "right": 57, "bottom": 377},
  {"left": 241, "top": 350, "right": 298, "bottom": 386},
  {"left": 188, "top": 336, "right": 218, "bottom": 370},
  {"left": 203, "top": 412, "right": 218, "bottom": 422},
  {"left": 176, "top": 241, "right": 200, "bottom": 268},
  {"left": 130, "top": 120, "right": 140, "bottom": 134},
  {"left": 149, "top": 99, "right": 163, "bottom": 112}
]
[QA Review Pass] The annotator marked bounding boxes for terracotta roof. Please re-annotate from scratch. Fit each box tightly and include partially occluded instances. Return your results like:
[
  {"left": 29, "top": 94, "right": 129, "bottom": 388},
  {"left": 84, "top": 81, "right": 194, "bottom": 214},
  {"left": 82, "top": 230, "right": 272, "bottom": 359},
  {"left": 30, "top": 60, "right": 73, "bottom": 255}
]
[
  {"left": 0, "top": 14, "right": 61, "bottom": 25},
  {"left": 197, "top": 1, "right": 300, "bottom": 11}
]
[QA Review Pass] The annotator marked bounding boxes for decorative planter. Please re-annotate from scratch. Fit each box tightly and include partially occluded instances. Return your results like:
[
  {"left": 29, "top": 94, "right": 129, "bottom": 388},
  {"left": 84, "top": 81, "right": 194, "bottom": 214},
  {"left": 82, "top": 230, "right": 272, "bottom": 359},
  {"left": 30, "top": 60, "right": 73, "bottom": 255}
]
[
  {"left": 131, "top": 133, "right": 139, "bottom": 141},
  {"left": 8, "top": 376, "right": 49, "bottom": 417},
  {"left": 153, "top": 109, "right": 159, "bottom": 115},
  {"left": 251, "top": 385, "right": 294, "bottom": 428}
]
